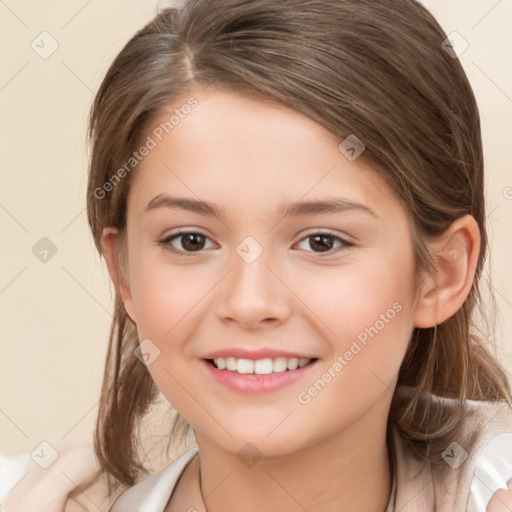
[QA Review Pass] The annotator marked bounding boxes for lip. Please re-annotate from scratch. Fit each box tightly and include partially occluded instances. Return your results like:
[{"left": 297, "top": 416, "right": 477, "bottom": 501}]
[
  {"left": 201, "top": 358, "right": 319, "bottom": 394},
  {"left": 201, "top": 347, "right": 315, "bottom": 360}
]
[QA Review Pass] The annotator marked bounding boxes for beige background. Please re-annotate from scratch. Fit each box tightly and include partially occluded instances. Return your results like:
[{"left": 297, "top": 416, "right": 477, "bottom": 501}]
[{"left": 1, "top": 0, "right": 511, "bottom": 455}]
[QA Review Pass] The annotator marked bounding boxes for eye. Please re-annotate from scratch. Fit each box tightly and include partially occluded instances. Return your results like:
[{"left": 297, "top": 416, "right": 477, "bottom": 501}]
[
  {"left": 159, "top": 231, "right": 216, "bottom": 255},
  {"left": 158, "top": 230, "right": 354, "bottom": 257},
  {"left": 295, "top": 231, "right": 354, "bottom": 254}
]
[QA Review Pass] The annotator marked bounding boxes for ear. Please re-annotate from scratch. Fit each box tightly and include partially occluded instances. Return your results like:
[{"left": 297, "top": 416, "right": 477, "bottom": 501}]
[
  {"left": 412, "top": 214, "right": 481, "bottom": 328},
  {"left": 101, "top": 227, "right": 137, "bottom": 324}
]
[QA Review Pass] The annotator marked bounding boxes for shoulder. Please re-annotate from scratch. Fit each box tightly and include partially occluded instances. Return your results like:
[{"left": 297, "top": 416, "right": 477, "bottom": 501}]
[
  {"left": 435, "top": 395, "right": 512, "bottom": 511},
  {"left": 0, "top": 451, "right": 32, "bottom": 502},
  {"left": 460, "top": 399, "right": 512, "bottom": 511},
  {"left": 108, "top": 446, "right": 199, "bottom": 512},
  {"left": 392, "top": 386, "right": 512, "bottom": 511},
  {"left": 0, "top": 435, "right": 124, "bottom": 511}
]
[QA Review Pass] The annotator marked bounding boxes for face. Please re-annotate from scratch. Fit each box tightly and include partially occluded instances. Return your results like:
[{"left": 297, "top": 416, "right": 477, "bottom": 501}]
[{"left": 114, "top": 87, "right": 420, "bottom": 456}]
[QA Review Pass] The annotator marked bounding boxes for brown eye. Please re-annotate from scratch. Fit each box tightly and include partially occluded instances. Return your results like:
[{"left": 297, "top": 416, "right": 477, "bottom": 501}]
[
  {"left": 159, "top": 231, "right": 215, "bottom": 254},
  {"left": 309, "top": 234, "right": 336, "bottom": 252},
  {"left": 296, "top": 232, "right": 354, "bottom": 254}
]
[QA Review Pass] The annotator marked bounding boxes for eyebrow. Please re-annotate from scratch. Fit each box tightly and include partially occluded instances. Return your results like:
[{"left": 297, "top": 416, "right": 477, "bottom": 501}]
[{"left": 144, "top": 194, "right": 378, "bottom": 219}]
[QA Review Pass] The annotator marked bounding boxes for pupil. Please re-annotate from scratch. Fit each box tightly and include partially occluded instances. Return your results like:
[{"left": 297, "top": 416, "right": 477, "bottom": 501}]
[
  {"left": 183, "top": 233, "right": 204, "bottom": 251},
  {"left": 311, "top": 235, "right": 333, "bottom": 252}
]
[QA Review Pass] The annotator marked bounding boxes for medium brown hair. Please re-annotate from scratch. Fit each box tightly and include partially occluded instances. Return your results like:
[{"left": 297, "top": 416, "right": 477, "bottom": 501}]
[{"left": 86, "top": 0, "right": 512, "bottom": 495}]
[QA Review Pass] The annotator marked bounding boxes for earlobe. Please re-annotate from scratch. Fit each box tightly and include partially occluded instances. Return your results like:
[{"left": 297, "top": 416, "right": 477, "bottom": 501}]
[
  {"left": 412, "top": 214, "right": 481, "bottom": 329},
  {"left": 101, "top": 227, "right": 137, "bottom": 324}
]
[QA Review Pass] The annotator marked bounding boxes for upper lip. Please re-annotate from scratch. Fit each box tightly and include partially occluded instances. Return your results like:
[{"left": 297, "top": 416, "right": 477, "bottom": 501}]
[{"left": 202, "top": 348, "right": 317, "bottom": 360}]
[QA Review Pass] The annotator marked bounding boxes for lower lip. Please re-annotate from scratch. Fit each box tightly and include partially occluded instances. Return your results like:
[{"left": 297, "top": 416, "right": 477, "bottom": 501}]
[{"left": 201, "top": 359, "right": 319, "bottom": 394}]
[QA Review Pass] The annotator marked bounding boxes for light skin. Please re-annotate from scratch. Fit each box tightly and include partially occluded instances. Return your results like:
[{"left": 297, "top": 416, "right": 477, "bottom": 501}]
[{"left": 102, "top": 87, "right": 481, "bottom": 511}]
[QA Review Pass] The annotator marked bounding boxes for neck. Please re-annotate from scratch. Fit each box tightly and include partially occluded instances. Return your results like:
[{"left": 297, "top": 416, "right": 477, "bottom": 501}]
[{"left": 194, "top": 399, "right": 393, "bottom": 512}]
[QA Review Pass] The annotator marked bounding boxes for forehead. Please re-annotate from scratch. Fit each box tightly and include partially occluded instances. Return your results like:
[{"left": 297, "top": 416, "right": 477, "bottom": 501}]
[{"left": 128, "top": 87, "right": 404, "bottom": 223}]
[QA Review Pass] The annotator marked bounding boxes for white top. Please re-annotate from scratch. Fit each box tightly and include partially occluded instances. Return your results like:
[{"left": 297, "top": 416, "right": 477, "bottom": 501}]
[
  {"left": 107, "top": 446, "right": 395, "bottom": 511},
  {"left": 107, "top": 391, "right": 512, "bottom": 512},
  {"left": 2, "top": 390, "right": 512, "bottom": 511}
]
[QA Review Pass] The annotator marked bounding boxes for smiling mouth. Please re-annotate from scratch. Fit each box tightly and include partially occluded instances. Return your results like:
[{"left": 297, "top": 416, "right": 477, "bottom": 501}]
[{"left": 205, "top": 357, "right": 319, "bottom": 375}]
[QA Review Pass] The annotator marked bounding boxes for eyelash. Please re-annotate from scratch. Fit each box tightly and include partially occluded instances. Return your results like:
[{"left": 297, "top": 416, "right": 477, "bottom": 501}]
[{"left": 158, "top": 230, "right": 355, "bottom": 257}]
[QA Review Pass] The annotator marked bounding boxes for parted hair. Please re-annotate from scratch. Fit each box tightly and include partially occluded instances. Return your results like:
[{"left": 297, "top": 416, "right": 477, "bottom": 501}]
[{"left": 85, "top": 0, "right": 512, "bottom": 495}]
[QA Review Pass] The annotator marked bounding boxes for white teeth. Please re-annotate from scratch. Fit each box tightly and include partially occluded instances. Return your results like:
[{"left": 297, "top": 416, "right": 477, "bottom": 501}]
[
  {"left": 212, "top": 356, "right": 313, "bottom": 374},
  {"left": 287, "top": 358, "right": 299, "bottom": 370},
  {"left": 226, "top": 357, "right": 237, "bottom": 371},
  {"left": 237, "top": 359, "right": 254, "bottom": 374},
  {"left": 254, "top": 358, "right": 273, "bottom": 374},
  {"left": 273, "top": 357, "right": 288, "bottom": 373}
]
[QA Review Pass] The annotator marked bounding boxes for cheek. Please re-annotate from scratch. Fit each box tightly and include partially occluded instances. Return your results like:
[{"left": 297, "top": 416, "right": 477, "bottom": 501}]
[
  {"left": 129, "top": 250, "right": 212, "bottom": 337},
  {"left": 294, "top": 289, "right": 411, "bottom": 435},
  {"left": 300, "top": 257, "right": 413, "bottom": 383},
  {"left": 303, "top": 257, "right": 411, "bottom": 335}
]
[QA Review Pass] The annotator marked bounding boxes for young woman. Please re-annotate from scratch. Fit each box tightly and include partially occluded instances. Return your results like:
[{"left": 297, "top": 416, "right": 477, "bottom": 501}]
[{"left": 2, "top": 0, "right": 512, "bottom": 510}]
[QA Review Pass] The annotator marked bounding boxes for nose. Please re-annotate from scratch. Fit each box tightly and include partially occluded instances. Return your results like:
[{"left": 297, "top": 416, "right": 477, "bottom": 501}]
[{"left": 215, "top": 246, "right": 292, "bottom": 330}]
